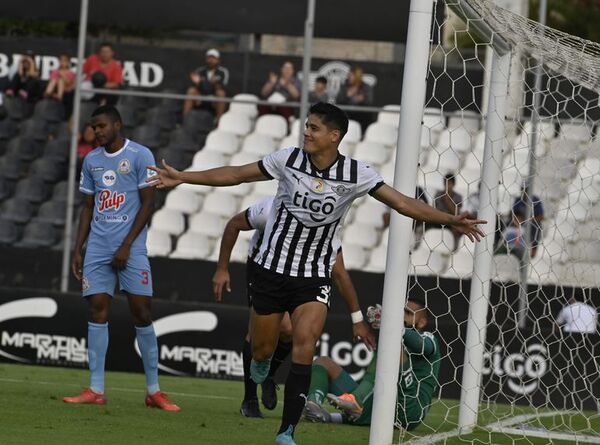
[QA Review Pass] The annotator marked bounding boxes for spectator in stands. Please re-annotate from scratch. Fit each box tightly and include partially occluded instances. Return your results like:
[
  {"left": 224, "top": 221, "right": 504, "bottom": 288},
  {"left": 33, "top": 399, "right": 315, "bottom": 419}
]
[
  {"left": 183, "top": 48, "right": 229, "bottom": 120},
  {"left": 512, "top": 185, "right": 544, "bottom": 257},
  {"left": 498, "top": 209, "right": 526, "bottom": 259},
  {"left": 83, "top": 43, "right": 123, "bottom": 105},
  {"left": 259, "top": 61, "right": 301, "bottom": 120},
  {"left": 44, "top": 53, "right": 76, "bottom": 117},
  {"left": 309, "top": 76, "right": 330, "bottom": 103},
  {"left": 336, "top": 66, "right": 373, "bottom": 132},
  {"left": 4, "top": 51, "right": 42, "bottom": 103},
  {"left": 434, "top": 174, "right": 463, "bottom": 249}
]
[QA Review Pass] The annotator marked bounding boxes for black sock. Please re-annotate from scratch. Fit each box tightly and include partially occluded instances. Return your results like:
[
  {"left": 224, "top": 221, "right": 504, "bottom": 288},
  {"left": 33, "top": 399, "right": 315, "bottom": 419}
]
[
  {"left": 278, "top": 362, "right": 311, "bottom": 436},
  {"left": 268, "top": 340, "right": 292, "bottom": 379},
  {"left": 242, "top": 339, "right": 257, "bottom": 401}
]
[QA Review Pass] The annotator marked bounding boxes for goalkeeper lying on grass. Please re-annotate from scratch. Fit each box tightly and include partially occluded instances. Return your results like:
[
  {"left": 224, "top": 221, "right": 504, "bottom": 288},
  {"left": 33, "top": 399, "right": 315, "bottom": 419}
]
[{"left": 303, "top": 297, "right": 440, "bottom": 431}]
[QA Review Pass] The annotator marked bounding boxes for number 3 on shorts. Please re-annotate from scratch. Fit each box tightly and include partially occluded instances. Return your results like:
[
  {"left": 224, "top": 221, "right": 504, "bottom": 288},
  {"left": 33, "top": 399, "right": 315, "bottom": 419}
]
[
  {"left": 141, "top": 271, "right": 149, "bottom": 285},
  {"left": 316, "top": 285, "right": 331, "bottom": 305}
]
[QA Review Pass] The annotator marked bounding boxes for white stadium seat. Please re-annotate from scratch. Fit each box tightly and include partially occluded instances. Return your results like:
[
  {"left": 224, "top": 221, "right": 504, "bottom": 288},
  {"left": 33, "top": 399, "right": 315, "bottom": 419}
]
[
  {"left": 447, "top": 110, "right": 480, "bottom": 132},
  {"left": 203, "top": 130, "right": 240, "bottom": 155},
  {"left": 231, "top": 151, "right": 262, "bottom": 165},
  {"left": 170, "top": 232, "right": 213, "bottom": 259},
  {"left": 365, "top": 244, "right": 387, "bottom": 272},
  {"left": 492, "top": 254, "right": 520, "bottom": 283},
  {"left": 164, "top": 189, "right": 203, "bottom": 215},
  {"left": 341, "top": 244, "right": 367, "bottom": 270},
  {"left": 254, "top": 179, "right": 278, "bottom": 196},
  {"left": 342, "top": 223, "right": 379, "bottom": 249},
  {"left": 353, "top": 141, "right": 389, "bottom": 166},
  {"left": 242, "top": 133, "right": 277, "bottom": 156},
  {"left": 280, "top": 134, "right": 298, "bottom": 150},
  {"left": 354, "top": 200, "right": 388, "bottom": 229},
  {"left": 364, "top": 122, "right": 398, "bottom": 146},
  {"left": 230, "top": 94, "right": 259, "bottom": 119},
  {"left": 218, "top": 111, "right": 253, "bottom": 136},
  {"left": 146, "top": 229, "right": 172, "bottom": 257},
  {"left": 436, "top": 127, "right": 472, "bottom": 154},
  {"left": 151, "top": 208, "right": 185, "bottom": 236},
  {"left": 376, "top": 105, "right": 401, "bottom": 127},
  {"left": 203, "top": 191, "right": 238, "bottom": 217},
  {"left": 240, "top": 193, "right": 271, "bottom": 212},
  {"left": 191, "top": 150, "right": 226, "bottom": 170},
  {"left": 344, "top": 120, "right": 362, "bottom": 144},
  {"left": 255, "top": 114, "right": 288, "bottom": 140},
  {"left": 188, "top": 211, "right": 227, "bottom": 238}
]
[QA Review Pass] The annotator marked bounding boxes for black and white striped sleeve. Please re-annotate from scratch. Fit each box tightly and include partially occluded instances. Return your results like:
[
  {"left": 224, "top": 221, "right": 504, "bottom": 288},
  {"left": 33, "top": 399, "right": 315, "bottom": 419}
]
[{"left": 258, "top": 147, "right": 296, "bottom": 180}]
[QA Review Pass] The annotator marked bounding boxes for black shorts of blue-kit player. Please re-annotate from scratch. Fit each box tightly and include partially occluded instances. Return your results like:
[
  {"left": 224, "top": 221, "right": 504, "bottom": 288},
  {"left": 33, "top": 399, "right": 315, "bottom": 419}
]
[{"left": 248, "top": 263, "right": 332, "bottom": 315}]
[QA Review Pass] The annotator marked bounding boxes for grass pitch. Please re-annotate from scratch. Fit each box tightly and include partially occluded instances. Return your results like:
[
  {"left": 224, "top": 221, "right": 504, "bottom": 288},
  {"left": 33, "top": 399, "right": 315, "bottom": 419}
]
[{"left": 1, "top": 363, "right": 598, "bottom": 445}]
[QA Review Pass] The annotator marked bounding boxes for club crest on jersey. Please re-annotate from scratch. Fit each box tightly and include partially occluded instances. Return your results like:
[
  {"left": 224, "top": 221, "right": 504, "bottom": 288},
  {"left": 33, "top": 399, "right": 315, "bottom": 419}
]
[
  {"left": 98, "top": 189, "right": 126, "bottom": 212},
  {"left": 102, "top": 170, "right": 117, "bottom": 186},
  {"left": 332, "top": 184, "right": 352, "bottom": 196},
  {"left": 311, "top": 178, "right": 325, "bottom": 193},
  {"left": 118, "top": 159, "right": 131, "bottom": 174}
]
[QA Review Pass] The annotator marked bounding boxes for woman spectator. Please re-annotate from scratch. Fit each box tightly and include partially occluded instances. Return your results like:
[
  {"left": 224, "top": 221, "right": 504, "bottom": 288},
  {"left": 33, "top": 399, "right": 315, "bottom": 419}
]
[
  {"left": 259, "top": 61, "right": 301, "bottom": 120},
  {"left": 4, "top": 52, "right": 42, "bottom": 104},
  {"left": 44, "top": 53, "right": 76, "bottom": 117},
  {"left": 336, "top": 66, "right": 373, "bottom": 132}
]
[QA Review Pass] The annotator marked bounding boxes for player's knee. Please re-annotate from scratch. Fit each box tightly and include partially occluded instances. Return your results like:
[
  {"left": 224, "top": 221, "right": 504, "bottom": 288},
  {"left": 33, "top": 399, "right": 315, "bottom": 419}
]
[
  {"left": 279, "top": 321, "right": 293, "bottom": 343},
  {"left": 252, "top": 341, "right": 275, "bottom": 361},
  {"left": 132, "top": 310, "right": 152, "bottom": 327},
  {"left": 88, "top": 306, "right": 109, "bottom": 324}
]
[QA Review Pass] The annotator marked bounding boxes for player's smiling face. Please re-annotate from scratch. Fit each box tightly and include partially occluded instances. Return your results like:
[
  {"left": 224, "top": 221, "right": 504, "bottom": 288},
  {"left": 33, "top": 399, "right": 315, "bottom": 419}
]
[{"left": 303, "top": 114, "right": 340, "bottom": 155}]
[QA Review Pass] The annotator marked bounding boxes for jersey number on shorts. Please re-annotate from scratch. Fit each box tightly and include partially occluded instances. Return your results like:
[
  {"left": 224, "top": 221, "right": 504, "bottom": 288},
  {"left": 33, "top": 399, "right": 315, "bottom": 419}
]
[
  {"left": 316, "top": 285, "right": 331, "bottom": 305},
  {"left": 141, "top": 271, "right": 149, "bottom": 285}
]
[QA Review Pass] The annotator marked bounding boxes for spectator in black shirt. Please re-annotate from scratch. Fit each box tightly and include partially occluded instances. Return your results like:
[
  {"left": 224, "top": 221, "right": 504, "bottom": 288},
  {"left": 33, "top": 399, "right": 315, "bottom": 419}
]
[
  {"left": 184, "top": 48, "right": 229, "bottom": 120},
  {"left": 5, "top": 52, "right": 42, "bottom": 104},
  {"left": 309, "top": 76, "right": 330, "bottom": 103}
]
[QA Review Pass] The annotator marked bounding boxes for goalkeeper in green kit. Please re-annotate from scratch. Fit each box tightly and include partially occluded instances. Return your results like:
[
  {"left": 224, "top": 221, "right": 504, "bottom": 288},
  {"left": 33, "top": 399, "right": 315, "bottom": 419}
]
[{"left": 303, "top": 297, "right": 440, "bottom": 431}]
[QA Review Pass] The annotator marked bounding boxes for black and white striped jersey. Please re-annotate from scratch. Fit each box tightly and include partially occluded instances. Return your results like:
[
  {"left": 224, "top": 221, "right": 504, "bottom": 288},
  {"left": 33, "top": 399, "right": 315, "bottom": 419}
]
[
  {"left": 245, "top": 197, "right": 273, "bottom": 261},
  {"left": 255, "top": 146, "right": 384, "bottom": 278}
]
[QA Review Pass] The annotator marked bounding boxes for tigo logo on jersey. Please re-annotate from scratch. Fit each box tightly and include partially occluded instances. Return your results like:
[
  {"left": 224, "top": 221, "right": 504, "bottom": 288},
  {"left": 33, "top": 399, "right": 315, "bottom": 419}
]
[
  {"left": 293, "top": 192, "right": 337, "bottom": 223},
  {"left": 98, "top": 190, "right": 126, "bottom": 212},
  {"left": 118, "top": 159, "right": 131, "bottom": 174},
  {"left": 102, "top": 170, "right": 117, "bottom": 186}
]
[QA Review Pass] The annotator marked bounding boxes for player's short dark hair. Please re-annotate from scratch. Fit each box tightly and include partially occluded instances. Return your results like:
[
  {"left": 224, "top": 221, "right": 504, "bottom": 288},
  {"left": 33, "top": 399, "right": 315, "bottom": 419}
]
[
  {"left": 316, "top": 76, "right": 327, "bottom": 85},
  {"left": 99, "top": 42, "right": 113, "bottom": 50},
  {"left": 309, "top": 102, "right": 348, "bottom": 138},
  {"left": 407, "top": 296, "right": 426, "bottom": 310},
  {"left": 444, "top": 173, "right": 456, "bottom": 184},
  {"left": 91, "top": 105, "right": 122, "bottom": 124}
]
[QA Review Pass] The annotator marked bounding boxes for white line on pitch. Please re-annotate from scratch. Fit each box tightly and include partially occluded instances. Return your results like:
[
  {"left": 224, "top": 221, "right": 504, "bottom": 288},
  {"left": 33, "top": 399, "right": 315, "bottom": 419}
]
[{"left": 0, "top": 377, "right": 237, "bottom": 400}]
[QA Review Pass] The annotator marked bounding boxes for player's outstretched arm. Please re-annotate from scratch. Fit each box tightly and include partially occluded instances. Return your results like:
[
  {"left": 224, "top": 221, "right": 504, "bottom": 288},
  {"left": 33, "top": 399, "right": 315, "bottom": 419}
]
[
  {"left": 72, "top": 195, "right": 94, "bottom": 281},
  {"left": 403, "top": 329, "right": 436, "bottom": 356},
  {"left": 332, "top": 252, "right": 377, "bottom": 350},
  {"left": 372, "top": 184, "right": 486, "bottom": 242},
  {"left": 147, "top": 160, "right": 269, "bottom": 189},
  {"left": 212, "top": 211, "right": 252, "bottom": 302}
]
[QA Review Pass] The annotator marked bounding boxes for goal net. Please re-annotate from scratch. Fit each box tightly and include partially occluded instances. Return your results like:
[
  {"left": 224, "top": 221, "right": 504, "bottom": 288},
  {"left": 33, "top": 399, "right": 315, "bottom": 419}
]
[{"left": 373, "top": 0, "right": 600, "bottom": 443}]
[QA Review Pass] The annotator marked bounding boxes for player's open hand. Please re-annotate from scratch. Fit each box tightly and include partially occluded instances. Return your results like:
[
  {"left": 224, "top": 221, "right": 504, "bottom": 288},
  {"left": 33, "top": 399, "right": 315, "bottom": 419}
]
[
  {"left": 146, "top": 159, "right": 183, "bottom": 189},
  {"left": 111, "top": 244, "right": 131, "bottom": 270},
  {"left": 212, "top": 268, "right": 231, "bottom": 302},
  {"left": 450, "top": 212, "right": 486, "bottom": 242},
  {"left": 71, "top": 251, "right": 83, "bottom": 281},
  {"left": 352, "top": 321, "right": 377, "bottom": 351}
]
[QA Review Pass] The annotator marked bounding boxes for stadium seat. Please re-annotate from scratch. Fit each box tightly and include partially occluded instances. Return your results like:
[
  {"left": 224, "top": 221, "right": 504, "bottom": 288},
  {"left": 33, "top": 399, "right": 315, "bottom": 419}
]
[
  {"left": 177, "top": 168, "right": 213, "bottom": 195},
  {"left": 242, "top": 133, "right": 277, "bottom": 156},
  {"left": 164, "top": 188, "right": 203, "bottom": 214},
  {"left": 218, "top": 112, "right": 253, "bottom": 137},
  {"left": 354, "top": 200, "right": 388, "bottom": 229},
  {"left": 144, "top": 106, "right": 177, "bottom": 131},
  {"left": 117, "top": 104, "right": 141, "bottom": 130},
  {"left": 559, "top": 121, "right": 593, "bottom": 142},
  {"left": 4, "top": 96, "right": 31, "bottom": 121},
  {"left": 341, "top": 244, "right": 367, "bottom": 269},
  {"left": 254, "top": 115, "right": 288, "bottom": 140},
  {"left": 376, "top": 105, "right": 401, "bottom": 127},
  {"left": 76, "top": 101, "right": 97, "bottom": 132},
  {"left": 203, "top": 130, "right": 240, "bottom": 155},
  {"left": 168, "top": 128, "right": 201, "bottom": 152},
  {"left": 447, "top": 110, "right": 480, "bottom": 132},
  {"left": 0, "top": 198, "right": 34, "bottom": 224},
  {"left": 155, "top": 148, "right": 191, "bottom": 172},
  {"left": 0, "top": 177, "right": 13, "bottom": 201},
  {"left": 132, "top": 125, "right": 163, "bottom": 150},
  {"left": 364, "top": 122, "right": 397, "bottom": 146},
  {"left": 191, "top": 150, "right": 226, "bottom": 170},
  {"left": 290, "top": 119, "right": 302, "bottom": 138},
  {"left": 422, "top": 108, "right": 446, "bottom": 130},
  {"left": 170, "top": 231, "right": 212, "bottom": 259},
  {"left": 424, "top": 147, "right": 461, "bottom": 173},
  {"left": 0, "top": 118, "right": 18, "bottom": 141},
  {"left": 421, "top": 228, "right": 454, "bottom": 251},
  {"left": 254, "top": 179, "right": 278, "bottom": 197},
  {"left": 30, "top": 158, "right": 65, "bottom": 184},
  {"left": 33, "top": 99, "right": 65, "bottom": 123},
  {"left": 222, "top": 181, "right": 254, "bottom": 198},
  {"left": 146, "top": 229, "right": 172, "bottom": 257},
  {"left": 492, "top": 254, "right": 520, "bottom": 282},
  {"left": 240, "top": 193, "right": 271, "bottom": 211},
  {"left": 436, "top": 127, "right": 472, "bottom": 154},
  {"left": 410, "top": 244, "right": 448, "bottom": 276},
  {"left": 14, "top": 177, "right": 50, "bottom": 203},
  {"left": 43, "top": 139, "right": 70, "bottom": 164},
  {"left": 380, "top": 162, "right": 395, "bottom": 184},
  {"left": 353, "top": 141, "right": 389, "bottom": 166},
  {"left": 188, "top": 211, "right": 227, "bottom": 238},
  {"left": 34, "top": 200, "right": 67, "bottom": 226},
  {"left": 14, "top": 221, "right": 56, "bottom": 248},
  {"left": 230, "top": 94, "right": 259, "bottom": 119},
  {"left": 203, "top": 191, "right": 238, "bottom": 217},
  {"left": 52, "top": 181, "right": 82, "bottom": 206},
  {"left": 6, "top": 137, "right": 42, "bottom": 162},
  {"left": 229, "top": 237, "right": 251, "bottom": 263},
  {"left": 230, "top": 151, "right": 262, "bottom": 165},
  {"left": 183, "top": 109, "right": 214, "bottom": 136},
  {"left": 344, "top": 120, "right": 362, "bottom": 144},
  {"left": 150, "top": 208, "right": 185, "bottom": 235},
  {"left": 342, "top": 223, "right": 378, "bottom": 249},
  {"left": 364, "top": 244, "right": 387, "bottom": 272},
  {"left": 0, "top": 219, "right": 18, "bottom": 245},
  {"left": 279, "top": 134, "right": 298, "bottom": 150}
]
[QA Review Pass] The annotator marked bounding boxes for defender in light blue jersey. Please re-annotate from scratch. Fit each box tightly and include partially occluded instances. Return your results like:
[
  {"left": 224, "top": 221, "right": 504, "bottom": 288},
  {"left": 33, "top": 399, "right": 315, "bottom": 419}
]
[{"left": 63, "top": 105, "right": 180, "bottom": 412}]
